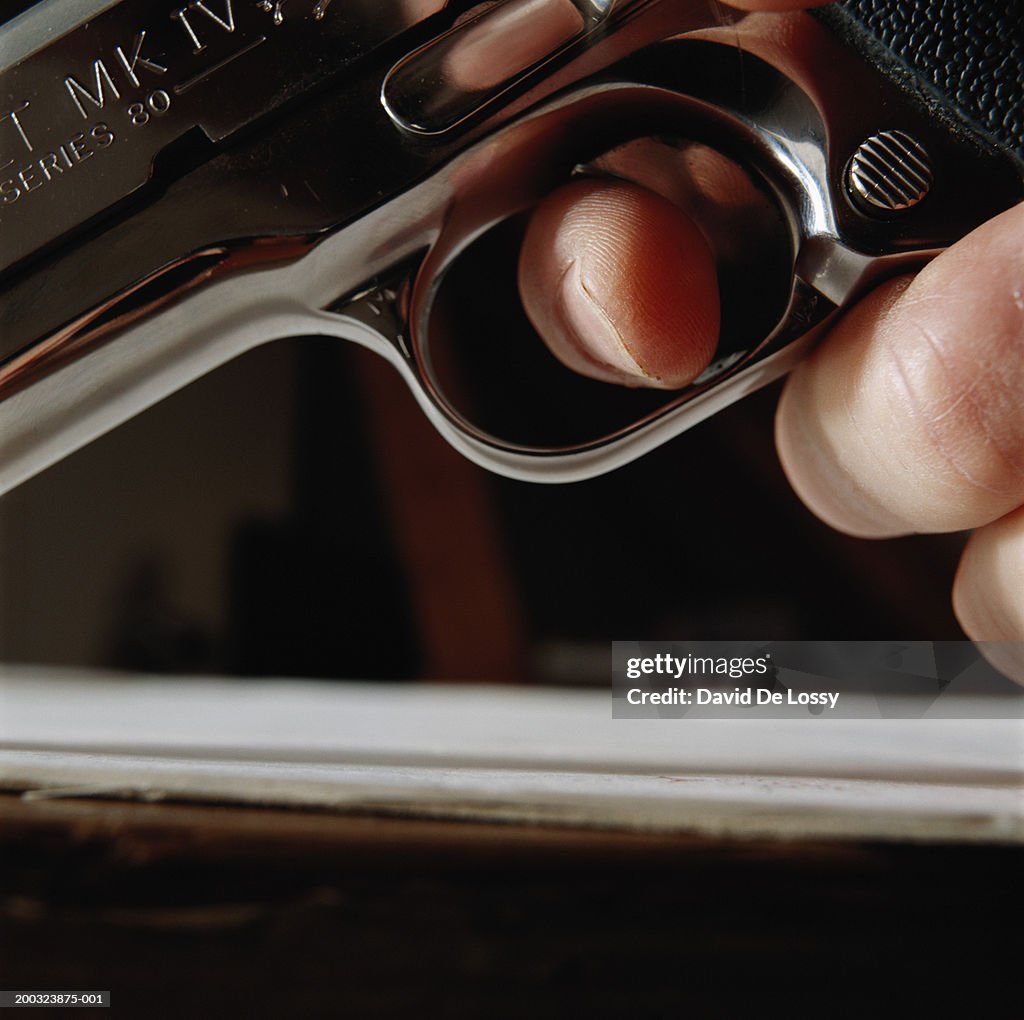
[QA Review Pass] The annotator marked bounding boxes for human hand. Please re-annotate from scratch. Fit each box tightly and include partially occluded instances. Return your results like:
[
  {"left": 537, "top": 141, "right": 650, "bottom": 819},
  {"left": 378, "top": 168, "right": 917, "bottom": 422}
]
[{"left": 517, "top": 0, "right": 1024, "bottom": 680}]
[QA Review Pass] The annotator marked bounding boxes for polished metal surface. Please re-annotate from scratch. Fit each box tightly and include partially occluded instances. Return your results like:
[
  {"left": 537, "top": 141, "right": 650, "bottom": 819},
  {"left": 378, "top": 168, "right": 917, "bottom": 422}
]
[
  {"left": 1, "top": 0, "right": 1021, "bottom": 493},
  {"left": 846, "top": 129, "right": 933, "bottom": 214},
  {"left": 0, "top": 0, "right": 459, "bottom": 273},
  {"left": 381, "top": 0, "right": 651, "bottom": 135}
]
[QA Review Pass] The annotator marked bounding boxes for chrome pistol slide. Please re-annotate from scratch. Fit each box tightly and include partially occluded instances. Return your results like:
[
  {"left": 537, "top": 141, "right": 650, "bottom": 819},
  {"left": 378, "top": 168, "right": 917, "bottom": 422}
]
[{"left": 1, "top": 0, "right": 1021, "bottom": 490}]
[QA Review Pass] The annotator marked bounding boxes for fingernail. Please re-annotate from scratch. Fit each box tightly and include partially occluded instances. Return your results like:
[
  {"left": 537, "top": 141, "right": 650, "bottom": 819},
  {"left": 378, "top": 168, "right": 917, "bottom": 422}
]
[{"left": 557, "top": 259, "right": 648, "bottom": 381}]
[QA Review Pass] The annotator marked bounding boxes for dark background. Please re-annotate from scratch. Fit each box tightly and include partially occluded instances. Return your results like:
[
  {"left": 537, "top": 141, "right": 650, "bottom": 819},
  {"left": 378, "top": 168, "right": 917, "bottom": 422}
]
[
  {"left": 0, "top": 0, "right": 970, "bottom": 683},
  {"left": 0, "top": 328, "right": 969, "bottom": 684}
]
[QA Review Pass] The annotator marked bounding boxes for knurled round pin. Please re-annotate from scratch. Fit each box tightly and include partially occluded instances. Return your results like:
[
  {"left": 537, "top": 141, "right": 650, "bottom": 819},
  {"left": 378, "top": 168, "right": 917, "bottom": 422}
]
[{"left": 846, "top": 130, "right": 933, "bottom": 215}]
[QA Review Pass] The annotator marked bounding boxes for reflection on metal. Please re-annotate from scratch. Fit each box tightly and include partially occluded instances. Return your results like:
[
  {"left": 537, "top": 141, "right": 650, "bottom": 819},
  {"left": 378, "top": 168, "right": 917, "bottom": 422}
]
[
  {"left": 0, "top": 0, "right": 1021, "bottom": 493},
  {"left": 0, "top": 0, "right": 456, "bottom": 272},
  {"left": 846, "top": 130, "right": 933, "bottom": 214}
]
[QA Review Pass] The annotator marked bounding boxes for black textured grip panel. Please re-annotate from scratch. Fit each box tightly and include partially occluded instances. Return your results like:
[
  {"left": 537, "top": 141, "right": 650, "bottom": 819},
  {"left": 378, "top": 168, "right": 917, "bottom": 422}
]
[{"left": 820, "top": 0, "right": 1024, "bottom": 161}]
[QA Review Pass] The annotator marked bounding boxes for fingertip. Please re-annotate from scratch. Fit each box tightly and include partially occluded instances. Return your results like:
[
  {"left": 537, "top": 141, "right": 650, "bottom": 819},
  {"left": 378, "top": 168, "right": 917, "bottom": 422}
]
[
  {"left": 774, "top": 277, "right": 917, "bottom": 538},
  {"left": 518, "top": 179, "right": 720, "bottom": 389},
  {"left": 953, "top": 505, "right": 1024, "bottom": 641},
  {"left": 953, "top": 506, "right": 1024, "bottom": 683},
  {"left": 725, "top": 0, "right": 830, "bottom": 9}
]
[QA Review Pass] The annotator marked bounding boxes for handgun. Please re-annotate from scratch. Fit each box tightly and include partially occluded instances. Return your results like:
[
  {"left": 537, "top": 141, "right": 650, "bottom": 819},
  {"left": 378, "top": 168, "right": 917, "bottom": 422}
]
[{"left": 1, "top": 0, "right": 1021, "bottom": 491}]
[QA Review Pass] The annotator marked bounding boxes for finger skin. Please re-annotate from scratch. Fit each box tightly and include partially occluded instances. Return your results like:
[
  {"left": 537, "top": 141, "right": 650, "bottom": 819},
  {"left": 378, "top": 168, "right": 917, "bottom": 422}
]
[
  {"left": 954, "top": 506, "right": 1024, "bottom": 682},
  {"left": 518, "top": 179, "right": 720, "bottom": 389},
  {"left": 725, "top": 0, "right": 826, "bottom": 8},
  {"left": 776, "top": 203, "right": 1024, "bottom": 538}
]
